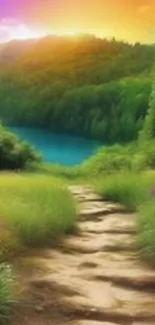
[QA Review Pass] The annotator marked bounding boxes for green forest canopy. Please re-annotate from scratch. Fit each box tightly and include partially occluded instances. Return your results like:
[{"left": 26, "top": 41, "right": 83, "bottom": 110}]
[{"left": 0, "top": 35, "right": 154, "bottom": 143}]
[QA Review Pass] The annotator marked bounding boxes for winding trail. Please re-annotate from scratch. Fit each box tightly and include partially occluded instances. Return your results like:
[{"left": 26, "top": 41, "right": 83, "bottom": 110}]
[{"left": 12, "top": 185, "right": 155, "bottom": 325}]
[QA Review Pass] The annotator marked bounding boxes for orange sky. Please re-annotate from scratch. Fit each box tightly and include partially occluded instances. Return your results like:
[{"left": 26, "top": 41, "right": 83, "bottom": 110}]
[
  {"left": 27, "top": 0, "right": 155, "bottom": 42},
  {"left": 1, "top": 0, "right": 155, "bottom": 43}
]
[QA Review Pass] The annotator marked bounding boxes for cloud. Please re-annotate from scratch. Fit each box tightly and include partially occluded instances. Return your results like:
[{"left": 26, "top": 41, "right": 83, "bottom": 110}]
[
  {"left": 0, "top": 18, "right": 50, "bottom": 43},
  {"left": 0, "top": 17, "right": 47, "bottom": 42},
  {"left": 0, "top": 18, "right": 20, "bottom": 42}
]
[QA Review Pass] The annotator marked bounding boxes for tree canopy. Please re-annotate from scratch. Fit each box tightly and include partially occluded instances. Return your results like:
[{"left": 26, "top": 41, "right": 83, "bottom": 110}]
[{"left": 0, "top": 36, "right": 154, "bottom": 142}]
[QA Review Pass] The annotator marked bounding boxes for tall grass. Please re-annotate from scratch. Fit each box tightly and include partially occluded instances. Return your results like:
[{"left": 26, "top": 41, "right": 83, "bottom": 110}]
[
  {"left": 95, "top": 171, "right": 155, "bottom": 264},
  {"left": 95, "top": 173, "right": 149, "bottom": 211},
  {"left": 0, "top": 174, "right": 76, "bottom": 246},
  {"left": 0, "top": 173, "right": 76, "bottom": 323},
  {"left": 0, "top": 263, "right": 15, "bottom": 324},
  {"left": 138, "top": 201, "right": 155, "bottom": 262}
]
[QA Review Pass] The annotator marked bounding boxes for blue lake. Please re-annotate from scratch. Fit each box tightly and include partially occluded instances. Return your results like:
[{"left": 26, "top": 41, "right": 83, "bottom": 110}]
[{"left": 9, "top": 127, "right": 100, "bottom": 165}]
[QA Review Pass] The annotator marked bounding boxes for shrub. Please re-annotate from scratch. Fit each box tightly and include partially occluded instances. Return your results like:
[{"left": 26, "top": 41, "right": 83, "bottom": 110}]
[
  {"left": 0, "top": 263, "right": 15, "bottom": 323},
  {"left": 80, "top": 143, "right": 137, "bottom": 176},
  {"left": 0, "top": 174, "right": 76, "bottom": 246},
  {"left": 136, "top": 140, "right": 155, "bottom": 169},
  {"left": 79, "top": 140, "right": 155, "bottom": 178},
  {"left": 0, "top": 127, "right": 41, "bottom": 170}
]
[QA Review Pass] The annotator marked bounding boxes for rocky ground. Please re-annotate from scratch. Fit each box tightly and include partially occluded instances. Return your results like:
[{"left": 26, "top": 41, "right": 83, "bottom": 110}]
[{"left": 12, "top": 185, "right": 155, "bottom": 325}]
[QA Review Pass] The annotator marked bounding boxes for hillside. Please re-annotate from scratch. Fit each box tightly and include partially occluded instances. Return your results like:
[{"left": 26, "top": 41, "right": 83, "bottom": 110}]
[
  {"left": 0, "top": 35, "right": 154, "bottom": 142},
  {"left": 0, "top": 39, "right": 37, "bottom": 63}
]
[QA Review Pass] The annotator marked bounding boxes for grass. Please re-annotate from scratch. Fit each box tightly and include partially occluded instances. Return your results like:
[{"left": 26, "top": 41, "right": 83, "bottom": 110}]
[
  {"left": 30, "top": 162, "right": 90, "bottom": 184},
  {"left": 29, "top": 139, "right": 155, "bottom": 184},
  {"left": 0, "top": 173, "right": 77, "bottom": 247},
  {"left": 0, "top": 173, "right": 77, "bottom": 323},
  {"left": 94, "top": 170, "right": 155, "bottom": 264},
  {"left": 0, "top": 263, "right": 15, "bottom": 324},
  {"left": 137, "top": 202, "right": 155, "bottom": 263},
  {"left": 0, "top": 223, "right": 18, "bottom": 262},
  {"left": 94, "top": 172, "right": 149, "bottom": 211}
]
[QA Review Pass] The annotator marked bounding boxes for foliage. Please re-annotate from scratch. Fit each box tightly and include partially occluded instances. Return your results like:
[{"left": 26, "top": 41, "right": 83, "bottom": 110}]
[
  {"left": 78, "top": 140, "right": 155, "bottom": 177},
  {"left": 135, "top": 140, "right": 155, "bottom": 169},
  {"left": 0, "top": 127, "right": 41, "bottom": 170},
  {"left": 95, "top": 173, "right": 148, "bottom": 211},
  {"left": 94, "top": 170, "right": 155, "bottom": 263},
  {"left": 0, "top": 37, "right": 153, "bottom": 142},
  {"left": 140, "top": 66, "right": 155, "bottom": 140},
  {"left": 0, "top": 174, "right": 76, "bottom": 246},
  {"left": 0, "top": 263, "right": 15, "bottom": 324},
  {"left": 80, "top": 144, "right": 132, "bottom": 176},
  {"left": 137, "top": 201, "right": 155, "bottom": 262},
  {"left": 29, "top": 140, "right": 155, "bottom": 182}
]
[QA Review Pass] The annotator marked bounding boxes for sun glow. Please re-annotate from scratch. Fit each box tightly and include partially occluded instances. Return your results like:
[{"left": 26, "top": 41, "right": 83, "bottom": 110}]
[
  {"left": 12, "top": 26, "right": 87, "bottom": 41},
  {"left": 0, "top": 20, "right": 108, "bottom": 43},
  {"left": 12, "top": 25, "right": 48, "bottom": 40},
  {"left": 53, "top": 28, "right": 83, "bottom": 36},
  {"left": 0, "top": 19, "right": 50, "bottom": 43}
]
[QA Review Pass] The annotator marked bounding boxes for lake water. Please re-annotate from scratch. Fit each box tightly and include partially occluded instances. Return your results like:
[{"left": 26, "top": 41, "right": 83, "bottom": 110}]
[{"left": 9, "top": 127, "right": 100, "bottom": 165}]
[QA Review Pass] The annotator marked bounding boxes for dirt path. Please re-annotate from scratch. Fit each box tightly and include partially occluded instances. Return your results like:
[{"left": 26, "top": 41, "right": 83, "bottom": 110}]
[{"left": 12, "top": 185, "right": 155, "bottom": 325}]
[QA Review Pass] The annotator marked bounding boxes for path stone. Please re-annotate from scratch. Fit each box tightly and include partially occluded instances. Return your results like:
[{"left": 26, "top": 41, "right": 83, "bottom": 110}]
[
  {"left": 79, "top": 201, "right": 126, "bottom": 219},
  {"left": 78, "top": 213, "right": 136, "bottom": 234},
  {"left": 12, "top": 185, "right": 155, "bottom": 325},
  {"left": 63, "top": 232, "right": 135, "bottom": 253}
]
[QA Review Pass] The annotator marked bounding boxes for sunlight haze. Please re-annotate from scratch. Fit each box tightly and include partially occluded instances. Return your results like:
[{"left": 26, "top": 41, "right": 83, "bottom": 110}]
[{"left": 0, "top": 0, "right": 155, "bottom": 43}]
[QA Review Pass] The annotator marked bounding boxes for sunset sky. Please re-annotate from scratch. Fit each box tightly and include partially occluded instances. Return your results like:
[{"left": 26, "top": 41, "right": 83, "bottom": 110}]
[{"left": 0, "top": 0, "right": 155, "bottom": 43}]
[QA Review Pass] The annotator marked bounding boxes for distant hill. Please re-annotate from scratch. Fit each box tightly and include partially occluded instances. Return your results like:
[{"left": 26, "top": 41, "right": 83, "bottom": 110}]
[
  {"left": 0, "top": 35, "right": 154, "bottom": 78},
  {"left": 0, "top": 35, "right": 154, "bottom": 142},
  {"left": 0, "top": 39, "right": 37, "bottom": 63},
  {"left": 12, "top": 36, "right": 155, "bottom": 82}
]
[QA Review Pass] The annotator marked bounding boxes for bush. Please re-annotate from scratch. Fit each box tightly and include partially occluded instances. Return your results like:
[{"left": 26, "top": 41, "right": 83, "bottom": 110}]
[
  {"left": 0, "top": 127, "right": 41, "bottom": 170},
  {"left": 0, "top": 263, "right": 15, "bottom": 323},
  {"left": 80, "top": 143, "right": 136, "bottom": 176},
  {"left": 95, "top": 173, "right": 148, "bottom": 211},
  {"left": 79, "top": 140, "right": 155, "bottom": 178},
  {"left": 136, "top": 140, "right": 155, "bottom": 169},
  {"left": 0, "top": 174, "right": 76, "bottom": 246}
]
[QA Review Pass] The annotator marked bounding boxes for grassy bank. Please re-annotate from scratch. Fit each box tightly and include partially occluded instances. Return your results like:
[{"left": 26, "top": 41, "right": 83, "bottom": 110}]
[
  {"left": 137, "top": 201, "right": 155, "bottom": 263},
  {"left": 0, "top": 263, "right": 15, "bottom": 323},
  {"left": 94, "top": 172, "right": 150, "bottom": 211},
  {"left": 94, "top": 171, "right": 155, "bottom": 263},
  {"left": 31, "top": 139, "right": 155, "bottom": 183},
  {"left": 0, "top": 173, "right": 77, "bottom": 323},
  {"left": 0, "top": 173, "right": 76, "bottom": 249}
]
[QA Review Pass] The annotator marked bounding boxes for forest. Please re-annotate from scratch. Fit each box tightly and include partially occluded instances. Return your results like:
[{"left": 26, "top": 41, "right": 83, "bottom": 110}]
[{"left": 0, "top": 35, "right": 154, "bottom": 142}]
